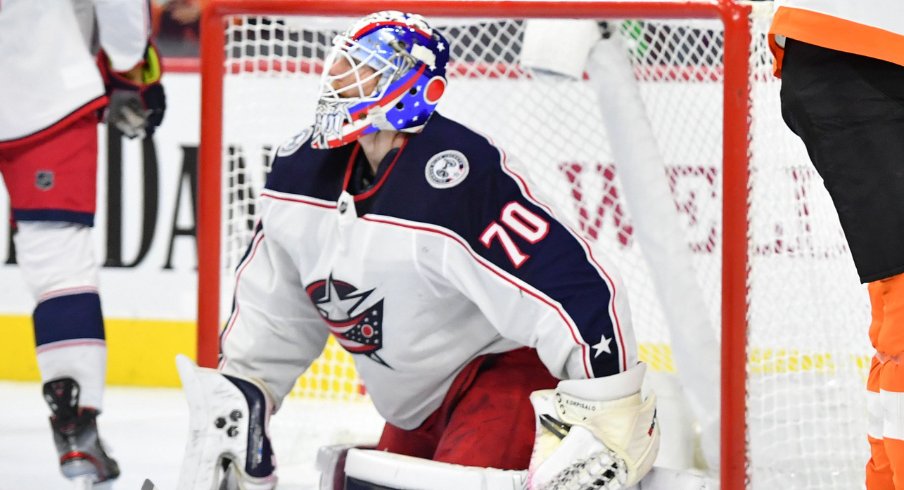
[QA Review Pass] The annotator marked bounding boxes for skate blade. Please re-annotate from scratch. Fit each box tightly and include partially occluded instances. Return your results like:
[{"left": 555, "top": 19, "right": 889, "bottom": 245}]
[
  {"left": 71, "top": 475, "right": 115, "bottom": 490},
  {"left": 74, "top": 475, "right": 115, "bottom": 490},
  {"left": 94, "top": 479, "right": 114, "bottom": 490},
  {"left": 73, "top": 476, "right": 92, "bottom": 490}
]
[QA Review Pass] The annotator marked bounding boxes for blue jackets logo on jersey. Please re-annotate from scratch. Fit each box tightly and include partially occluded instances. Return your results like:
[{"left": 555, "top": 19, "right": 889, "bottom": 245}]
[
  {"left": 425, "top": 150, "right": 469, "bottom": 189},
  {"left": 306, "top": 275, "right": 390, "bottom": 368}
]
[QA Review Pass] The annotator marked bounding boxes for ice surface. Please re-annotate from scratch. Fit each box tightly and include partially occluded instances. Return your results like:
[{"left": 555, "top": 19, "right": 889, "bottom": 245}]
[{"left": 0, "top": 382, "right": 384, "bottom": 490}]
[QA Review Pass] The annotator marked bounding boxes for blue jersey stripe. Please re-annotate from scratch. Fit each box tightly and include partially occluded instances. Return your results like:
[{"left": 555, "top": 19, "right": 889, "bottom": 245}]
[{"left": 14, "top": 209, "right": 94, "bottom": 226}]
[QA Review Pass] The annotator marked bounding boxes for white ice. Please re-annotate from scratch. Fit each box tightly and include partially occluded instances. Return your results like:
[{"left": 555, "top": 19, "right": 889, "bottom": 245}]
[{"left": 0, "top": 381, "right": 385, "bottom": 490}]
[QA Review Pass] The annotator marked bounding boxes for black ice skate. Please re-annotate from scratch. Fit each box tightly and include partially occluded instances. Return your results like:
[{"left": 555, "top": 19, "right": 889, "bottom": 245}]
[{"left": 43, "top": 377, "right": 120, "bottom": 486}]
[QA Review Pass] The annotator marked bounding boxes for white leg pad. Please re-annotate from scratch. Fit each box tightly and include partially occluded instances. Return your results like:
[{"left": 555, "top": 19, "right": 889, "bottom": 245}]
[
  {"left": 343, "top": 449, "right": 527, "bottom": 490},
  {"left": 635, "top": 467, "right": 717, "bottom": 490}
]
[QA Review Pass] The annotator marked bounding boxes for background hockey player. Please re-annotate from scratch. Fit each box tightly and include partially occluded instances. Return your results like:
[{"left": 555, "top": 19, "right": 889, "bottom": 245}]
[
  {"left": 0, "top": 0, "right": 165, "bottom": 487},
  {"left": 770, "top": 3, "right": 904, "bottom": 489},
  {"left": 177, "top": 11, "right": 657, "bottom": 490}
]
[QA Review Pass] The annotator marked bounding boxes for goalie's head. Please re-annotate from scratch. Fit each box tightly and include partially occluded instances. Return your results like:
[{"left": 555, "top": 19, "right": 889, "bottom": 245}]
[{"left": 311, "top": 11, "right": 450, "bottom": 149}]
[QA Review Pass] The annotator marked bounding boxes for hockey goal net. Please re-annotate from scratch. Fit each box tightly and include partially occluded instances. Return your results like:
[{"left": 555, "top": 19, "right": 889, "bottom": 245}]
[{"left": 198, "top": 1, "right": 871, "bottom": 488}]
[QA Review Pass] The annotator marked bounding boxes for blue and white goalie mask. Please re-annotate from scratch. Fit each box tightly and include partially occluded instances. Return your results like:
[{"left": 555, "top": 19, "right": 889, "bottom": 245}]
[{"left": 311, "top": 11, "right": 450, "bottom": 149}]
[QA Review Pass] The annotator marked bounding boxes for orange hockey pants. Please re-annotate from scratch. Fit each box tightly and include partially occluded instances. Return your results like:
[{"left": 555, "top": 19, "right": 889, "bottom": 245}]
[{"left": 867, "top": 272, "right": 904, "bottom": 490}]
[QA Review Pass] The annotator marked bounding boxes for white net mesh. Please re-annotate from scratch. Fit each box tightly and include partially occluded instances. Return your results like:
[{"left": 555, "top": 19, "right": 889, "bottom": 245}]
[
  {"left": 745, "top": 9, "right": 869, "bottom": 489},
  {"left": 215, "top": 5, "right": 871, "bottom": 488}
]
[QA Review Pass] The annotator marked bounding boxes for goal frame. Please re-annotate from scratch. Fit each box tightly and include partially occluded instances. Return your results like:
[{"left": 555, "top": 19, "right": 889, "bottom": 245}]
[{"left": 196, "top": 1, "right": 753, "bottom": 488}]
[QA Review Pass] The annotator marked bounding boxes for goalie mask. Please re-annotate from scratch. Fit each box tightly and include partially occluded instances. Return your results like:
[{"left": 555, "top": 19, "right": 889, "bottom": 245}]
[{"left": 311, "top": 11, "right": 450, "bottom": 149}]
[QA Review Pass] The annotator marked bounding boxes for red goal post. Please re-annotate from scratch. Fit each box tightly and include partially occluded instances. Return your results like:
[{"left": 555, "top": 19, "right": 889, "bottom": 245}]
[
  {"left": 197, "top": 1, "right": 868, "bottom": 489},
  {"left": 197, "top": 0, "right": 750, "bottom": 486}
]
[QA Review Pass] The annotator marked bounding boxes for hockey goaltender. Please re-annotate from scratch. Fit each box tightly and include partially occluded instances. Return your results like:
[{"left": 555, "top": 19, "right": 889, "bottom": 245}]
[{"left": 173, "top": 10, "right": 661, "bottom": 490}]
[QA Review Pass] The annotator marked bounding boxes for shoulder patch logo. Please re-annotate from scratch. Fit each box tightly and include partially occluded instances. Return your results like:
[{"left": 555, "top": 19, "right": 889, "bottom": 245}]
[
  {"left": 276, "top": 127, "right": 313, "bottom": 157},
  {"left": 425, "top": 150, "right": 469, "bottom": 189}
]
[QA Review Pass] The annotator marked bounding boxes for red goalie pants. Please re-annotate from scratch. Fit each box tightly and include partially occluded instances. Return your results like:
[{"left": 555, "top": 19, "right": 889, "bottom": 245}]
[
  {"left": 867, "top": 273, "right": 904, "bottom": 490},
  {"left": 376, "top": 347, "right": 558, "bottom": 470}
]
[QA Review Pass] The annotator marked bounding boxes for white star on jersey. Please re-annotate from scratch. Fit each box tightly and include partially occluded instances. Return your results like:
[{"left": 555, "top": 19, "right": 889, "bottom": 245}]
[
  {"left": 592, "top": 334, "right": 613, "bottom": 358},
  {"left": 315, "top": 276, "right": 371, "bottom": 321}
]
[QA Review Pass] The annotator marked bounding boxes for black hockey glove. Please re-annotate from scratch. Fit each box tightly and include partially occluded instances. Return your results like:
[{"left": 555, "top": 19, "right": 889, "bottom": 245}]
[{"left": 98, "top": 43, "right": 167, "bottom": 139}]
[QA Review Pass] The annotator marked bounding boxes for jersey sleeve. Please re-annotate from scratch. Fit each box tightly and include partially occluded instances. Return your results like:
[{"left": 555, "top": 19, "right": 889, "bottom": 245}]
[
  {"left": 219, "top": 211, "right": 330, "bottom": 408},
  {"left": 93, "top": 0, "right": 150, "bottom": 71},
  {"left": 441, "top": 151, "right": 636, "bottom": 380}
]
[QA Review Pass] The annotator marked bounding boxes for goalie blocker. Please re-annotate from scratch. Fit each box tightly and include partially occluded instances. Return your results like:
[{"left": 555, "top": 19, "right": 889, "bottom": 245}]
[{"left": 175, "top": 355, "right": 277, "bottom": 490}]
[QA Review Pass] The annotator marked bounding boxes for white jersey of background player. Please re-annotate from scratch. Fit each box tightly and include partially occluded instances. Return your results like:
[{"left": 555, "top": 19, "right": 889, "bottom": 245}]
[{"left": 177, "top": 11, "right": 659, "bottom": 490}]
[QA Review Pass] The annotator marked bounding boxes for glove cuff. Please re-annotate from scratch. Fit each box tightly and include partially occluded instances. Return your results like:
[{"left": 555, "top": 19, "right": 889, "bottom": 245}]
[
  {"left": 98, "top": 43, "right": 163, "bottom": 90},
  {"left": 557, "top": 362, "right": 646, "bottom": 402},
  {"left": 139, "top": 42, "right": 163, "bottom": 85}
]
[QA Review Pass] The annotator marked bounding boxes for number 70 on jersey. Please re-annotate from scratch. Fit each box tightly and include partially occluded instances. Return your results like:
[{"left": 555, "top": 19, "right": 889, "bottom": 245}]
[{"left": 479, "top": 201, "right": 550, "bottom": 268}]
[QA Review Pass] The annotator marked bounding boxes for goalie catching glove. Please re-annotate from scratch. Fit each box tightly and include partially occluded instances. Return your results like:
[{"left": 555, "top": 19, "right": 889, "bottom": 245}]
[
  {"left": 529, "top": 363, "right": 659, "bottom": 490},
  {"left": 98, "top": 43, "right": 166, "bottom": 139}
]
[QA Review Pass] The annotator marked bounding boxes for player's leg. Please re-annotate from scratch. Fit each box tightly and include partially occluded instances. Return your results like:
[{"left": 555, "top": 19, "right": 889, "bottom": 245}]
[
  {"left": 366, "top": 350, "right": 661, "bottom": 489},
  {"left": 0, "top": 113, "right": 117, "bottom": 485},
  {"left": 373, "top": 355, "right": 475, "bottom": 460},
  {"left": 376, "top": 419, "right": 441, "bottom": 462},
  {"left": 868, "top": 283, "right": 895, "bottom": 490},
  {"left": 876, "top": 274, "right": 904, "bottom": 489},
  {"left": 374, "top": 348, "right": 496, "bottom": 460},
  {"left": 779, "top": 39, "right": 904, "bottom": 287},
  {"left": 375, "top": 347, "right": 558, "bottom": 468},
  {"left": 336, "top": 351, "right": 543, "bottom": 490},
  {"left": 780, "top": 38, "right": 904, "bottom": 490},
  {"left": 433, "top": 347, "right": 559, "bottom": 469}
]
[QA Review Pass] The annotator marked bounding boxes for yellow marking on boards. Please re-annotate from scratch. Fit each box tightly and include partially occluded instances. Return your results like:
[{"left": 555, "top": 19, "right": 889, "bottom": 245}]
[
  {"left": 0, "top": 315, "right": 194, "bottom": 387},
  {"left": 1, "top": 316, "right": 871, "bottom": 397}
]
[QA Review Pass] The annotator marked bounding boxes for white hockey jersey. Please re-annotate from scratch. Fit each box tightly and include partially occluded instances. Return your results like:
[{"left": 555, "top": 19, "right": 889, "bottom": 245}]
[
  {"left": 0, "top": 0, "right": 149, "bottom": 143},
  {"left": 219, "top": 114, "right": 637, "bottom": 429}
]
